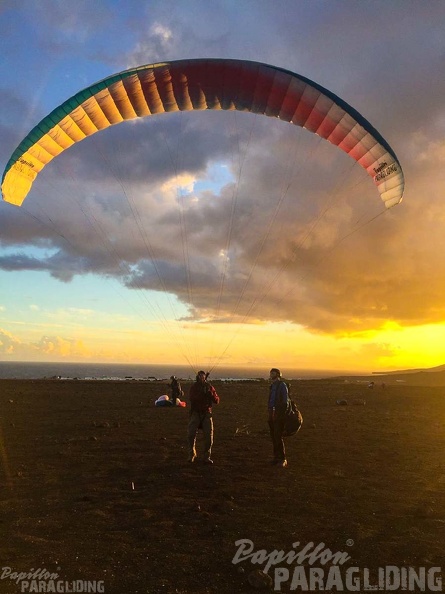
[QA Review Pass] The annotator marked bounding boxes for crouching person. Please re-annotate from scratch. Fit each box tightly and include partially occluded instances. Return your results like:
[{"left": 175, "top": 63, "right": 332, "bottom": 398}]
[{"left": 187, "top": 371, "right": 220, "bottom": 464}]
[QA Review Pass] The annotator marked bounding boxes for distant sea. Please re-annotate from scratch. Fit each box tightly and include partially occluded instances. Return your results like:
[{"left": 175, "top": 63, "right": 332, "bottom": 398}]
[{"left": 0, "top": 361, "right": 352, "bottom": 381}]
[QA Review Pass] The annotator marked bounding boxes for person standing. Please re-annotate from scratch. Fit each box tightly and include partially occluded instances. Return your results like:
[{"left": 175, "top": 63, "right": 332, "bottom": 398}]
[
  {"left": 169, "top": 375, "right": 183, "bottom": 405},
  {"left": 187, "top": 371, "right": 220, "bottom": 464},
  {"left": 268, "top": 368, "right": 289, "bottom": 467}
]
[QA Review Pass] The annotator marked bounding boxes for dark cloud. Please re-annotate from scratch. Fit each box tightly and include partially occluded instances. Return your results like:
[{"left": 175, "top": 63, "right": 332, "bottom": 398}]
[
  {"left": 1, "top": 1, "right": 445, "bottom": 340},
  {"left": 64, "top": 111, "right": 234, "bottom": 185},
  {"left": 3, "top": 103, "right": 444, "bottom": 334}
]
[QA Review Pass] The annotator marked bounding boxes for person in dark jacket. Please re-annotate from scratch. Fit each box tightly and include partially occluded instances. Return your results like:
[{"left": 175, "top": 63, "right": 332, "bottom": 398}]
[
  {"left": 187, "top": 370, "right": 219, "bottom": 464},
  {"left": 268, "top": 368, "right": 289, "bottom": 467},
  {"left": 169, "top": 375, "right": 183, "bottom": 405}
]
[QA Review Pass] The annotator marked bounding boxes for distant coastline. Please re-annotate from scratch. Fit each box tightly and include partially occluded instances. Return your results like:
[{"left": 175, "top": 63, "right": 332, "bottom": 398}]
[
  {"left": 2, "top": 361, "right": 444, "bottom": 386},
  {"left": 0, "top": 361, "right": 356, "bottom": 381}
]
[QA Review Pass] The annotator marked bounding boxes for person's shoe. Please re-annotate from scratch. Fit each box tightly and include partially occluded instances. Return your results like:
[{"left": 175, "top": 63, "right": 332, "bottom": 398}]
[
  {"left": 203, "top": 458, "right": 214, "bottom": 464},
  {"left": 279, "top": 459, "right": 288, "bottom": 468},
  {"left": 187, "top": 455, "right": 196, "bottom": 463}
]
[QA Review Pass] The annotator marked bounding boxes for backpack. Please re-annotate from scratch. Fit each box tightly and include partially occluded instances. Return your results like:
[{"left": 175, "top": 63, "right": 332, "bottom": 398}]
[{"left": 278, "top": 381, "right": 303, "bottom": 437}]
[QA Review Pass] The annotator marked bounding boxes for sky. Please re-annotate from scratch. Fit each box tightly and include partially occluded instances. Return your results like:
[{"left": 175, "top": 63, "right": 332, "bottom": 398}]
[{"left": 1, "top": 0, "right": 445, "bottom": 375}]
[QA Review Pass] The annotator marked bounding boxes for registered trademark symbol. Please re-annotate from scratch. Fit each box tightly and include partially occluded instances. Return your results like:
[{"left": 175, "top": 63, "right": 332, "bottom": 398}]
[{"left": 346, "top": 539, "right": 354, "bottom": 547}]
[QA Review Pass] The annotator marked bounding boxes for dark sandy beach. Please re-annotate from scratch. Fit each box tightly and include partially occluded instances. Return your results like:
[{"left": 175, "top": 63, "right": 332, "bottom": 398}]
[{"left": 1, "top": 377, "right": 444, "bottom": 593}]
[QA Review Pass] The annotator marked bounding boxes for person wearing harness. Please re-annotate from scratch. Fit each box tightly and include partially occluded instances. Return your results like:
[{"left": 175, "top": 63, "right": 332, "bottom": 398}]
[
  {"left": 187, "top": 371, "right": 220, "bottom": 464},
  {"left": 268, "top": 368, "right": 289, "bottom": 467}
]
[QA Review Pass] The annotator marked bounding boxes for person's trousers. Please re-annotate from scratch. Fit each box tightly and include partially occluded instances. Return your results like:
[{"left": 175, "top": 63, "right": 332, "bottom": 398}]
[
  {"left": 188, "top": 411, "right": 214, "bottom": 459},
  {"left": 268, "top": 416, "right": 286, "bottom": 461}
]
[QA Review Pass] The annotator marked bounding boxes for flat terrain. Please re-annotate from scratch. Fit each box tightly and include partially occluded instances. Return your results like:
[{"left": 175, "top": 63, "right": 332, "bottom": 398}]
[{"left": 1, "top": 378, "right": 444, "bottom": 593}]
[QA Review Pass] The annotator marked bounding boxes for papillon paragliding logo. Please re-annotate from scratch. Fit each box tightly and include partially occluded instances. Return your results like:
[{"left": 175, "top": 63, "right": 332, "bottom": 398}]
[
  {"left": 231, "top": 539, "right": 443, "bottom": 592},
  {"left": 373, "top": 160, "right": 400, "bottom": 183}
]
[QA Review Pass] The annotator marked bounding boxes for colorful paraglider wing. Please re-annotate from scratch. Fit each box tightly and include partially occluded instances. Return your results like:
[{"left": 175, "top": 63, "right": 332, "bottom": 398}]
[{"left": 1, "top": 59, "right": 404, "bottom": 207}]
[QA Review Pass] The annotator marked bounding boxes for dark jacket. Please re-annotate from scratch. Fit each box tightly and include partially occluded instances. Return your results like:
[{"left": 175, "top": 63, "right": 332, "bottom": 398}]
[
  {"left": 189, "top": 381, "right": 220, "bottom": 414},
  {"left": 170, "top": 378, "right": 183, "bottom": 399},
  {"left": 268, "top": 380, "right": 289, "bottom": 416}
]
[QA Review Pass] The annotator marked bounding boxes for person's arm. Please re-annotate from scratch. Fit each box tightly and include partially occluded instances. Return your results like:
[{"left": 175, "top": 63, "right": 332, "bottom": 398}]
[
  {"left": 270, "top": 383, "right": 281, "bottom": 409},
  {"left": 209, "top": 385, "right": 220, "bottom": 405},
  {"left": 275, "top": 382, "right": 288, "bottom": 414},
  {"left": 268, "top": 385, "right": 277, "bottom": 421}
]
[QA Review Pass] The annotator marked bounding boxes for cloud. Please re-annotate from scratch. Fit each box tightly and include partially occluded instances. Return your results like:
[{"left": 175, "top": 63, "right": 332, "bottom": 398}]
[
  {"left": 2, "top": 106, "right": 445, "bottom": 336},
  {"left": 0, "top": 328, "right": 20, "bottom": 355},
  {"left": 128, "top": 22, "right": 174, "bottom": 66},
  {"left": 33, "top": 335, "right": 89, "bottom": 357},
  {"left": 2, "top": 2, "right": 445, "bottom": 341},
  {"left": 0, "top": 328, "right": 89, "bottom": 359}
]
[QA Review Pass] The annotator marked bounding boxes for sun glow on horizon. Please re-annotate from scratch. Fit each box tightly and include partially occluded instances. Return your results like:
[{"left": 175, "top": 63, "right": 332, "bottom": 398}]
[{"left": 1, "top": 313, "right": 444, "bottom": 374}]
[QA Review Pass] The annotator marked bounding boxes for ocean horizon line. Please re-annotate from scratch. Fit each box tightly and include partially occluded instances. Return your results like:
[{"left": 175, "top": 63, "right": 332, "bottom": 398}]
[{"left": 0, "top": 360, "right": 363, "bottom": 381}]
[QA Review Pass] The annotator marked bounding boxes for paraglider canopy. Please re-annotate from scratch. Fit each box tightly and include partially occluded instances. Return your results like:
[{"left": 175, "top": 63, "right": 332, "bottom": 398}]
[
  {"left": 1, "top": 58, "right": 404, "bottom": 209},
  {"left": 0, "top": 58, "right": 405, "bottom": 374}
]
